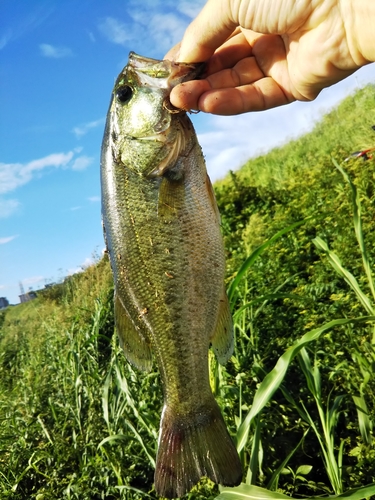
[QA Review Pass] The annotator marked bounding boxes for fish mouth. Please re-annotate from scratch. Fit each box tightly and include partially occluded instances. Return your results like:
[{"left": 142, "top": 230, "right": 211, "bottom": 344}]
[
  {"left": 127, "top": 52, "right": 206, "bottom": 90},
  {"left": 132, "top": 134, "right": 169, "bottom": 145}
]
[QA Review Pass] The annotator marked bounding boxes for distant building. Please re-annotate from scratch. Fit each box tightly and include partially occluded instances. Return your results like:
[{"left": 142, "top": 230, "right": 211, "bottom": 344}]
[
  {"left": 19, "top": 291, "right": 37, "bottom": 304},
  {"left": 0, "top": 297, "right": 9, "bottom": 309}
]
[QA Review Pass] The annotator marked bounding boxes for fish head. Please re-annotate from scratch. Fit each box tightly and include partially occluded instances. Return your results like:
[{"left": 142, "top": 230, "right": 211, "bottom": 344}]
[{"left": 106, "top": 52, "right": 205, "bottom": 177}]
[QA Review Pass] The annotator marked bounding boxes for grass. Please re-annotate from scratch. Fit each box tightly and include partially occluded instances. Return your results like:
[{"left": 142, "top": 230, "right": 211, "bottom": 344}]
[{"left": 1, "top": 84, "right": 375, "bottom": 499}]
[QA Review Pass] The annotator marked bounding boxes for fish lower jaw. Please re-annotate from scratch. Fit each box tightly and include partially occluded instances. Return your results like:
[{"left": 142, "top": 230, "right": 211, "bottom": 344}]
[
  {"left": 131, "top": 124, "right": 171, "bottom": 143},
  {"left": 136, "top": 134, "right": 166, "bottom": 142}
]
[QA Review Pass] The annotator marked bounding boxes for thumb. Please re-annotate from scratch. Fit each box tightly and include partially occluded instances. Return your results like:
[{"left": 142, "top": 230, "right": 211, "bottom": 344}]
[
  {"left": 177, "top": 0, "right": 237, "bottom": 62},
  {"left": 164, "top": 42, "right": 181, "bottom": 61}
]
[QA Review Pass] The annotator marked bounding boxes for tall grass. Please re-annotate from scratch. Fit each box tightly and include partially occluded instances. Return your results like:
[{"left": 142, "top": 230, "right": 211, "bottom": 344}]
[{"left": 215, "top": 161, "right": 375, "bottom": 499}]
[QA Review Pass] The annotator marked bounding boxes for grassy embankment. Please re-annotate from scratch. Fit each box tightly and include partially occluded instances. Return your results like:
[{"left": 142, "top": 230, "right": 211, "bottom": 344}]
[{"left": 1, "top": 84, "right": 375, "bottom": 499}]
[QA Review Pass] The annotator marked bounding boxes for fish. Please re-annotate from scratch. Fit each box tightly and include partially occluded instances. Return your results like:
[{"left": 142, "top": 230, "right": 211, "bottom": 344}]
[{"left": 100, "top": 52, "right": 242, "bottom": 498}]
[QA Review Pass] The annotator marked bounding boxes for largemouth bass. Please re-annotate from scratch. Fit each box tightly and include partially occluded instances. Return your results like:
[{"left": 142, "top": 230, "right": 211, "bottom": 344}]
[{"left": 101, "top": 52, "right": 242, "bottom": 498}]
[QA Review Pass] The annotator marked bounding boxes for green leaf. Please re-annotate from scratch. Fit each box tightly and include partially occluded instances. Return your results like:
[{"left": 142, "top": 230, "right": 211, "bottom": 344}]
[
  {"left": 217, "top": 484, "right": 292, "bottom": 499},
  {"left": 246, "top": 416, "right": 262, "bottom": 485},
  {"left": 334, "top": 483, "right": 375, "bottom": 500},
  {"left": 327, "top": 395, "right": 345, "bottom": 433},
  {"left": 333, "top": 159, "right": 375, "bottom": 302},
  {"left": 233, "top": 293, "right": 305, "bottom": 320},
  {"left": 296, "top": 465, "right": 313, "bottom": 476},
  {"left": 97, "top": 433, "right": 128, "bottom": 448},
  {"left": 115, "top": 485, "right": 154, "bottom": 498},
  {"left": 313, "top": 237, "right": 374, "bottom": 316},
  {"left": 236, "top": 316, "right": 375, "bottom": 453},
  {"left": 227, "top": 218, "right": 311, "bottom": 302},
  {"left": 352, "top": 395, "right": 373, "bottom": 445},
  {"left": 267, "top": 429, "right": 310, "bottom": 490},
  {"left": 216, "top": 483, "right": 375, "bottom": 500}
]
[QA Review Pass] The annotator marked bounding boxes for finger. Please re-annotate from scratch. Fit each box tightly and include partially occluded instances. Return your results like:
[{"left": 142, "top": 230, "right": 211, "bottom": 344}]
[
  {"left": 205, "top": 30, "right": 262, "bottom": 76},
  {"left": 164, "top": 42, "right": 181, "bottom": 61},
  {"left": 170, "top": 80, "right": 211, "bottom": 111},
  {"left": 169, "top": 55, "right": 271, "bottom": 111},
  {"left": 198, "top": 79, "right": 293, "bottom": 115},
  {"left": 165, "top": 30, "right": 246, "bottom": 65},
  {"left": 165, "top": 28, "right": 243, "bottom": 64},
  {"left": 170, "top": 77, "right": 293, "bottom": 115},
  {"left": 207, "top": 57, "right": 264, "bottom": 89}
]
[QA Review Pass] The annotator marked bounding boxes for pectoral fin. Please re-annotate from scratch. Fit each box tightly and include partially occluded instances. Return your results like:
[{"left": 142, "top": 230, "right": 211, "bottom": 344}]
[
  {"left": 210, "top": 291, "right": 234, "bottom": 365},
  {"left": 158, "top": 177, "right": 185, "bottom": 220},
  {"left": 114, "top": 293, "right": 152, "bottom": 372}
]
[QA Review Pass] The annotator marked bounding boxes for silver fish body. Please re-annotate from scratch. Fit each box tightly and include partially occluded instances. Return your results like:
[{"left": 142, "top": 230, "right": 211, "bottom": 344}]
[{"left": 101, "top": 52, "right": 242, "bottom": 498}]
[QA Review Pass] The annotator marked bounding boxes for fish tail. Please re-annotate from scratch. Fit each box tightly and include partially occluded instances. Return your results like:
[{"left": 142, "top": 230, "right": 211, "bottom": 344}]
[{"left": 154, "top": 398, "right": 242, "bottom": 498}]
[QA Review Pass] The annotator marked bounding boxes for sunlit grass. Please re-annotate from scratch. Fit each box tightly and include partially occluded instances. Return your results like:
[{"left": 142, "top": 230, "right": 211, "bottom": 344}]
[{"left": 213, "top": 161, "right": 375, "bottom": 499}]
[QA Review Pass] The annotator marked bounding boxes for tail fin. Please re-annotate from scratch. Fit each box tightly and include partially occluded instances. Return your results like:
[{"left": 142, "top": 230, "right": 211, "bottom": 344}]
[{"left": 154, "top": 398, "right": 242, "bottom": 498}]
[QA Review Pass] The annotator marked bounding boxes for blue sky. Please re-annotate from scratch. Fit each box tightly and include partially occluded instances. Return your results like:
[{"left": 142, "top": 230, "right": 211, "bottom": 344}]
[{"left": 1, "top": 0, "right": 375, "bottom": 305}]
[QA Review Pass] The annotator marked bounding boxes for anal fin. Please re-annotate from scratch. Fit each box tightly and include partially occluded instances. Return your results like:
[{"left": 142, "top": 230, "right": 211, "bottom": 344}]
[
  {"left": 114, "top": 293, "right": 152, "bottom": 372},
  {"left": 210, "top": 290, "right": 234, "bottom": 365}
]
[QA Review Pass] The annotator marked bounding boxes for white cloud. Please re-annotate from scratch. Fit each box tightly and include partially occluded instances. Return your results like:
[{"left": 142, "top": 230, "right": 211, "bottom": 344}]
[
  {"left": 98, "top": 17, "right": 132, "bottom": 45},
  {"left": 177, "top": 0, "right": 205, "bottom": 19},
  {"left": 82, "top": 256, "right": 95, "bottom": 268},
  {"left": 40, "top": 43, "right": 73, "bottom": 58},
  {"left": 147, "top": 13, "right": 187, "bottom": 51},
  {"left": 0, "top": 152, "right": 74, "bottom": 194},
  {"left": 72, "top": 118, "right": 104, "bottom": 138},
  {"left": 1, "top": 5, "right": 54, "bottom": 51},
  {"left": 67, "top": 256, "right": 95, "bottom": 276},
  {"left": 0, "top": 150, "right": 94, "bottom": 196},
  {"left": 67, "top": 266, "right": 81, "bottom": 275},
  {"left": 0, "top": 198, "right": 21, "bottom": 218},
  {"left": 70, "top": 206, "right": 82, "bottom": 211},
  {"left": 87, "top": 31, "right": 96, "bottom": 43},
  {"left": 88, "top": 196, "right": 100, "bottom": 202},
  {"left": 0, "top": 30, "right": 12, "bottom": 50},
  {"left": 0, "top": 235, "right": 18, "bottom": 245},
  {"left": 124, "top": 10, "right": 186, "bottom": 53},
  {"left": 24, "top": 152, "right": 74, "bottom": 174},
  {"left": 125, "top": 0, "right": 204, "bottom": 16},
  {"left": 22, "top": 276, "right": 44, "bottom": 286},
  {"left": 71, "top": 155, "right": 94, "bottom": 171},
  {"left": 98, "top": 3, "right": 204, "bottom": 55}
]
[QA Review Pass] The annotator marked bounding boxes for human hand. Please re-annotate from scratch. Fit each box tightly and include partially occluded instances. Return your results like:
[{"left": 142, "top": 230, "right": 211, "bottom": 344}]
[{"left": 165, "top": 0, "right": 374, "bottom": 115}]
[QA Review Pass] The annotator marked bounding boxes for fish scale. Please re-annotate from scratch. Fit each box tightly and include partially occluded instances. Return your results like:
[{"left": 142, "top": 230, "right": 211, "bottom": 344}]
[{"left": 101, "top": 52, "right": 242, "bottom": 498}]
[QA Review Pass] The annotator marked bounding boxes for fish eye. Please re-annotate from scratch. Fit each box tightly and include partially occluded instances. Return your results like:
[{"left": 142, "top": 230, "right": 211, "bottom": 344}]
[{"left": 116, "top": 85, "right": 133, "bottom": 103}]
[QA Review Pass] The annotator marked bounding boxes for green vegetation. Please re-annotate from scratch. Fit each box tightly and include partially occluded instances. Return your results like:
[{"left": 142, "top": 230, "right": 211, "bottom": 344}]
[{"left": 1, "top": 84, "right": 375, "bottom": 499}]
